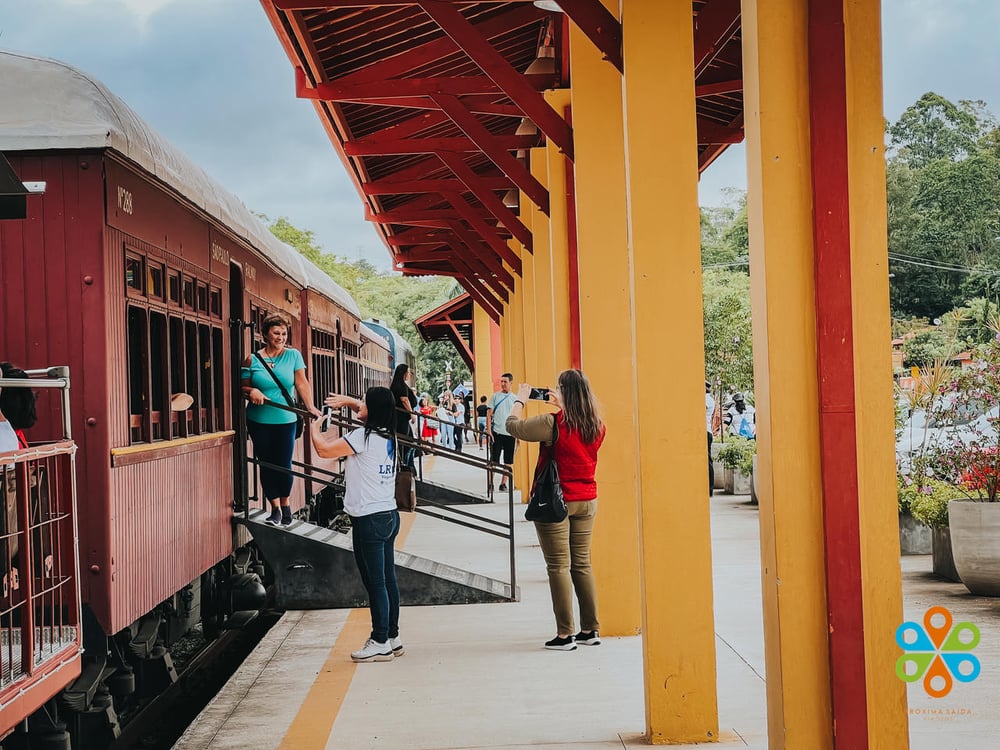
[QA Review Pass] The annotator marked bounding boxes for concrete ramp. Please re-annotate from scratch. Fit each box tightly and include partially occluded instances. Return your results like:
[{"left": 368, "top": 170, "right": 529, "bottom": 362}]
[{"left": 236, "top": 510, "right": 517, "bottom": 609}]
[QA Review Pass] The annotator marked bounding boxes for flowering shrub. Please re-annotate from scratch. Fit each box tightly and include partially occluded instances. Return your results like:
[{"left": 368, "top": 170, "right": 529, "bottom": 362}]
[
  {"left": 717, "top": 436, "right": 755, "bottom": 476},
  {"left": 924, "top": 335, "right": 1000, "bottom": 503},
  {"left": 908, "top": 479, "right": 966, "bottom": 528}
]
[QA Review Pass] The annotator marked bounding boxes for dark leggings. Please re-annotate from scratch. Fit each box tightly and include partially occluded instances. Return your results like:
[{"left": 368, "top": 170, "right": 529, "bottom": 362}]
[{"left": 248, "top": 420, "right": 297, "bottom": 501}]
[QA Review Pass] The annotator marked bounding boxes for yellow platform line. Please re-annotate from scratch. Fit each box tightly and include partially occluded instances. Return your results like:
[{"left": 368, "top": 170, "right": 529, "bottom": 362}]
[{"left": 277, "top": 509, "right": 416, "bottom": 749}]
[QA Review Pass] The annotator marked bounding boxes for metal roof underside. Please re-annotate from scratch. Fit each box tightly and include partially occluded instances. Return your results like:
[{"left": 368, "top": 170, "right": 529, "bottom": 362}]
[{"left": 261, "top": 0, "right": 743, "bottom": 322}]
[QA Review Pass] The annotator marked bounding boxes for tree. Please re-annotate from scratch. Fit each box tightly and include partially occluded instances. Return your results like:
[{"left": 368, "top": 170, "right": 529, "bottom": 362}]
[
  {"left": 703, "top": 269, "right": 754, "bottom": 394},
  {"left": 701, "top": 191, "right": 749, "bottom": 270},
  {"left": 902, "top": 329, "right": 951, "bottom": 369},
  {"left": 888, "top": 93, "right": 991, "bottom": 168}
]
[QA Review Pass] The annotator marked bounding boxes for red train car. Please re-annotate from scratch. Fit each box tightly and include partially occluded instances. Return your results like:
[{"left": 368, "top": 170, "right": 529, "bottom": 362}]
[{"left": 0, "top": 51, "right": 386, "bottom": 748}]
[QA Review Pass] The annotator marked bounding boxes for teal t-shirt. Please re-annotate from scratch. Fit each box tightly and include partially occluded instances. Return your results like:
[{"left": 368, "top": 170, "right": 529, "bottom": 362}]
[{"left": 241, "top": 348, "right": 306, "bottom": 425}]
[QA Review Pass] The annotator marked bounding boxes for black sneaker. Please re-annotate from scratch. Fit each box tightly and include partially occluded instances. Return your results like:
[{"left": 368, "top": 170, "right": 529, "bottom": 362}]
[
  {"left": 574, "top": 630, "right": 601, "bottom": 646},
  {"left": 265, "top": 508, "right": 282, "bottom": 526},
  {"left": 544, "top": 635, "right": 576, "bottom": 651},
  {"left": 280, "top": 507, "right": 293, "bottom": 526}
]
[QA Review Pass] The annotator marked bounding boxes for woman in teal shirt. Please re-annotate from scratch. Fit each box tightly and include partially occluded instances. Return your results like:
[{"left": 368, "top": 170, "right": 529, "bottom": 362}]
[{"left": 241, "top": 315, "right": 322, "bottom": 526}]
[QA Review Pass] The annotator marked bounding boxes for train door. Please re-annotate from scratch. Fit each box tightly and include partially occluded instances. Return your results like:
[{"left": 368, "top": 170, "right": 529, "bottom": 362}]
[{"left": 229, "top": 261, "right": 247, "bottom": 505}]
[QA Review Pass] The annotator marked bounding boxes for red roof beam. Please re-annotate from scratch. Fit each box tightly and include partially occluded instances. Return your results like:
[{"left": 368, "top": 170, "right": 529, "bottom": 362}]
[
  {"left": 354, "top": 97, "right": 524, "bottom": 117},
  {"left": 432, "top": 93, "right": 549, "bottom": 214},
  {"left": 344, "top": 134, "right": 538, "bottom": 156},
  {"left": 435, "top": 151, "right": 533, "bottom": 251},
  {"left": 443, "top": 196, "right": 523, "bottom": 273},
  {"left": 449, "top": 255, "right": 506, "bottom": 321},
  {"left": 322, "top": 3, "right": 549, "bottom": 88},
  {"left": 445, "top": 220, "right": 517, "bottom": 293},
  {"left": 697, "top": 117, "right": 744, "bottom": 145},
  {"left": 364, "top": 176, "right": 511, "bottom": 196},
  {"left": 693, "top": 0, "right": 741, "bottom": 78},
  {"left": 696, "top": 79, "right": 743, "bottom": 97},
  {"left": 554, "top": 0, "right": 623, "bottom": 73},
  {"left": 297, "top": 70, "right": 510, "bottom": 101},
  {"left": 416, "top": 0, "right": 574, "bottom": 160}
]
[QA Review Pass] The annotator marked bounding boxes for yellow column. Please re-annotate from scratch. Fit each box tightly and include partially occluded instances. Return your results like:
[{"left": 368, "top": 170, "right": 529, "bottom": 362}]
[
  {"left": 742, "top": 0, "right": 831, "bottom": 745},
  {"left": 845, "top": 0, "right": 909, "bottom": 743},
  {"left": 473, "top": 302, "right": 494, "bottom": 400},
  {"left": 518, "top": 187, "right": 540, "bottom": 493},
  {"left": 530, "top": 146, "right": 557, "bottom": 385},
  {"left": 620, "top": 0, "right": 719, "bottom": 742},
  {"left": 544, "top": 89, "right": 573, "bottom": 371},
  {"left": 570, "top": 5, "right": 641, "bottom": 636}
]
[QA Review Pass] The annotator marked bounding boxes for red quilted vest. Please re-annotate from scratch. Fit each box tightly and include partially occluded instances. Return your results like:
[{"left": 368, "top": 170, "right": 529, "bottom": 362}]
[{"left": 543, "top": 411, "right": 605, "bottom": 502}]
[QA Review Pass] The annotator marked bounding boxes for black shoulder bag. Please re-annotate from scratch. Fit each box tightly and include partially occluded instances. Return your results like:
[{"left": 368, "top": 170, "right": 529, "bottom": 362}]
[
  {"left": 524, "top": 418, "right": 567, "bottom": 523},
  {"left": 254, "top": 352, "right": 305, "bottom": 439}
]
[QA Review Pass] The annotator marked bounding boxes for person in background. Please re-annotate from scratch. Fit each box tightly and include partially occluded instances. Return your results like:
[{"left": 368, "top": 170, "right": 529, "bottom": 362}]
[
  {"left": 706, "top": 380, "right": 716, "bottom": 498},
  {"left": 389, "top": 364, "right": 417, "bottom": 436},
  {"left": 419, "top": 397, "right": 438, "bottom": 443},
  {"left": 311, "top": 387, "right": 402, "bottom": 663},
  {"left": 451, "top": 393, "right": 465, "bottom": 452},
  {"left": 241, "top": 315, "right": 322, "bottom": 527},
  {"left": 0, "top": 362, "right": 38, "bottom": 449},
  {"left": 476, "top": 396, "right": 489, "bottom": 450},
  {"left": 725, "top": 392, "right": 756, "bottom": 438},
  {"left": 505, "top": 370, "right": 605, "bottom": 651},
  {"left": 486, "top": 373, "right": 517, "bottom": 491},
  {"left": 437, "top": 392, "right": 455, "bottom": 449}
]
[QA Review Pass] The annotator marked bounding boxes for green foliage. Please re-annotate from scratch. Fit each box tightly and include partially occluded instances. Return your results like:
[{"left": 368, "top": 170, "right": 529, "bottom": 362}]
[
  {"left": 902, "top": 329, "right": 951, "bottom": 368},
  {"left": 700, "top": 192, "right": 749, "bottom": 269},
  {"left": 907, "top": 480, "right": 965, "bottom": 528},
  {"left": 887, "top": 94, "right": 1000, "bottom": 319},
  {"left": 260, "top": 215, "right": 470, "bottom": 393},
  {"left": 703, "top": 269, "right": 753, "bottom": 394},
  {"left": 716, "top": 436, "right": 755, "bottom": 476}
]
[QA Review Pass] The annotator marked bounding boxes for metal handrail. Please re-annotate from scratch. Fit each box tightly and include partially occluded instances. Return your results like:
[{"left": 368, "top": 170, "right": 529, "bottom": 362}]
[{"left": 240, "top": 399, "right": 517, "bottom": 598}]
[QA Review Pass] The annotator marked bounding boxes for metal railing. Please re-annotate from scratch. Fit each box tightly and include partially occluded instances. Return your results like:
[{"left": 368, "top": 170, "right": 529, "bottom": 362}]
[
  {"left": 0, "top": 368, "right": 82, "bottom": 737},
  {"left": 240, "top": 400, "right": 516, "bottom": 598}
]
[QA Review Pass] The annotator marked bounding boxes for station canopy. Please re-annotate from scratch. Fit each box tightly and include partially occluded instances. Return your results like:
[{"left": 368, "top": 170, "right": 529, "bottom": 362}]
[
  {"left": 414, "top": 291, "right": 475, "bottom": 370},
  {"left": 262, "top": 1, "right": 742, "bottom": 318}
]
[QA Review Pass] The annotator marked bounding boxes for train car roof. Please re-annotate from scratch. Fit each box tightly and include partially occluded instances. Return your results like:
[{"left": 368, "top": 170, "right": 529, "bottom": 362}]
[
  {"left": 0, "top": 50, "right": 359, "bottom": 317},
  {"left": 359, "top": 323, "right": 391, "bottom": 347},
  {"left": 365, "top": 318, "right": 414, "bottom": 359}
]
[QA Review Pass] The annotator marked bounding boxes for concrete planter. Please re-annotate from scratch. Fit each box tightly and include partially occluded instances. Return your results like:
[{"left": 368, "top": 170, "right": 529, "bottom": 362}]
[
  {"left": 710, "top": 442, "right": 725, "bottom": 490},
  {"left": 949, "top": 501, "right": 1000, "bottom": 596},
  {"left": 898, "top": 510, "right": 932, "bottom": 555},
  {"left": 932, "top": 526, "right": 960, "bottom": 583},
  {"left": 723, "top": 467, "right": 751, "bottom": 496}
]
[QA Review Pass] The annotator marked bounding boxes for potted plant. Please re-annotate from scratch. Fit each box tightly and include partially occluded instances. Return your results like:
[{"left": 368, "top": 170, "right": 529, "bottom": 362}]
[
  {"left": 717, "top": 436, "right": 755, "bottom": 496},
  {"left": 923, "top": 332, "right": 1000, "bottom": 595},
  {"left": 907, "top": 477, "right": 963, "bottom": 581},
  {"left": 897, "top": 474, "right": 933, "bottom": 555}
]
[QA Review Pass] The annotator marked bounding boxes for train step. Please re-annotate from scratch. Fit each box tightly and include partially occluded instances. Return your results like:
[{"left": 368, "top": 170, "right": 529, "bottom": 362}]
[
  {"left": 415, "top": 477, "right": 490, "bottom": 505},
  {"left": 236, "top": 510, "right": 517, "bottom": 609}
]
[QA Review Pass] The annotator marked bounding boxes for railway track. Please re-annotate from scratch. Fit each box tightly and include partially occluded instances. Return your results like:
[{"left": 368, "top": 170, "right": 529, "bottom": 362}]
[{"left": 112, "top": 610, "right": 282, "bottom": 750}]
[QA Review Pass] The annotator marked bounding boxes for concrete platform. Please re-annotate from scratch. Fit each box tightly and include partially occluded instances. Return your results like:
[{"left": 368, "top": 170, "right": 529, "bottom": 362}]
[{"left": 175, "top": 447, "right": 1000, "bottom": 749}]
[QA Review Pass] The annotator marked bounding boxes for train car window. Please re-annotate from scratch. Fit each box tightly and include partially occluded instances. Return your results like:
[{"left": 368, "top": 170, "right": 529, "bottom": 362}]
[
  {"left": 127, "top": 306, "right": 149, "bottom": 444},
  {"left": 182, "top": 277, "right": 195, "bottom": 310},
  {"left": 185, "top": 321, "right": 200, "bottom": 434},
  {"left": 149, "top": 313, "right": 168, "bottom": 441},
  {"left": 169, "top": 316, "right": 186, "bottom": 438},
  {"left": 168, "top": 271, "right": 181, "bottom": 306},
  {"left": 212, "top": 327, "right": 224, "bottom": 429},
  {"left": 199, "top": 324, "right": 214, "bottom": 432},
  {"left": 196, "top": 283, "right": 209, "bottom": 314},
  {"left": 147, "top": 263, "right": 165, "bottom": 301},
  {"left": 209, "top": 287, "right": 222, "bottom": 318},
  {"left": 125, "top": 254, "right": 145, "bottom": 296}
]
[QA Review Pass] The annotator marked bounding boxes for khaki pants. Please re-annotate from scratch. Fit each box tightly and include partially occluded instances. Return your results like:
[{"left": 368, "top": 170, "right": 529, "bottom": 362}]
[{"left": 533, "top": 500, "right": 599, "bottom": 636}]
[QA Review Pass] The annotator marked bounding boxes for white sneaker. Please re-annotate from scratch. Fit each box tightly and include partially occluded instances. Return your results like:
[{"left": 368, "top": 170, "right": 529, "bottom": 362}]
[
  {"left": 390, "top": 637, "right": 405, "bottom": 657},
  {"left": 350, "top": 638, "right": 393, "bottom": 663}
]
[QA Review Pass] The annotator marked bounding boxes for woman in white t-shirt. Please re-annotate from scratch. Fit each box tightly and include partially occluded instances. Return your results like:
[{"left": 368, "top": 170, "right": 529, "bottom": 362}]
[{"left": 311, "top": 386, "right": 402, "bottom": 664}]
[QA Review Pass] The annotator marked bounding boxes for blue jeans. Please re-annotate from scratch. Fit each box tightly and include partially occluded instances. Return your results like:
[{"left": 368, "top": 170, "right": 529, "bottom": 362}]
[{"left": 351, "top": 510, "right": 401, "bottom": 643}]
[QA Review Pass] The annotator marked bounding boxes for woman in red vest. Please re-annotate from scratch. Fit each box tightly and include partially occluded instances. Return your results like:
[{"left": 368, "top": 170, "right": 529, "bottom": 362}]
[{"left": 506, "top": 370, "right": 606, "bottom": 651}]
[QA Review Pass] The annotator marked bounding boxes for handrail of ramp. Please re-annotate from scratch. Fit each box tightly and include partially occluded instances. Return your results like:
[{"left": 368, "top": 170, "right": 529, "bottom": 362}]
[{"left": 239, "top": 400, "right": 516, "bottom": 599}]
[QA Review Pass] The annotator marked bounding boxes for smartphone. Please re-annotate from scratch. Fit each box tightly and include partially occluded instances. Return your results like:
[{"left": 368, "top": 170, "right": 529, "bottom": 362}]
[{"left": 529, "top": 387, "right": 550, "bottom": 401}]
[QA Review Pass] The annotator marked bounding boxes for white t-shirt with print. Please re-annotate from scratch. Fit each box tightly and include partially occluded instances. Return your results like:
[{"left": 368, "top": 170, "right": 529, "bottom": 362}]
[
  {"left": 0, "top": 421, "right": 18, "bottom": 452},
  {"left": 343, "top": 427, "right": 397, "bottom": 517}
]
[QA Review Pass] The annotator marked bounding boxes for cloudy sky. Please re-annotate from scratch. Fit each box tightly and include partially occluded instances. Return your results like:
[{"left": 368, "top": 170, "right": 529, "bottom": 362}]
[{"left": 2, "top": 0, "right": 998, "bottom": 265}]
